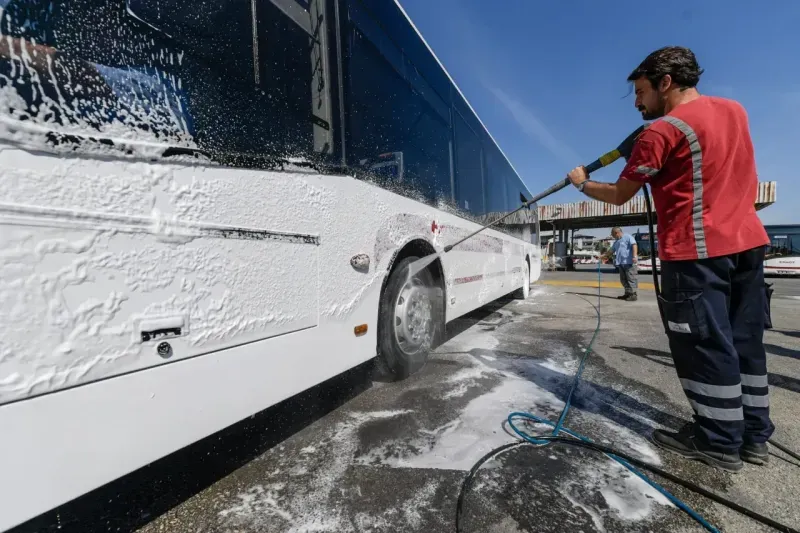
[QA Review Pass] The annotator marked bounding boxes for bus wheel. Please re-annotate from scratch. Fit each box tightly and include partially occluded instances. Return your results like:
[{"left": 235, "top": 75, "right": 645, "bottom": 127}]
[
  {"left": 376, "top": 256, "right": 441, "bottom": 381},
  {"left": 514, "top": 259, "right": 531, "bottom": 299}
]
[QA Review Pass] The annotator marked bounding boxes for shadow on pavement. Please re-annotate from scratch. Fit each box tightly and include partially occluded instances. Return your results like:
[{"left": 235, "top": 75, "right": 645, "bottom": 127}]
[
  {"left": 10, "top": 362, "right": 375, "bottom": 533},
  {"left": 768, "top": 372, "right": 800, "bottom": 394},
  {"left": 612, "top": 345, "right": 800, "bottom": 395},
  {"left": 611, "top": 345, "right": 675, "bottom": 368},
  {"left": 764, "top": 342, "right": 800, "bottom": 360}
]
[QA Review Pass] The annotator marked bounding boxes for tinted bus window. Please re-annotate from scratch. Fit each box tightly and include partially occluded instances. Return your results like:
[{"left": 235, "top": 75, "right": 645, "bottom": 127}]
[
  {"left": 346, "top": 0, "right": 451, "bottom": 206},
  {"left": 767, "top": 232, "right": 799, "bottom": 256},
  {"left": 507, "top": 176, "right": 525, "bottom": 212},
  {"left": 255, "top": 0, "right": 334, "bottom": 159},
  {"left": 454, "top": 110, "right": 485, "bottom": 216},
  {"left": 0, "top": 0, "right": 331, "bottom": 165},
  {"left": 484, "top": 142, "right": 510, "bottom": 216}
]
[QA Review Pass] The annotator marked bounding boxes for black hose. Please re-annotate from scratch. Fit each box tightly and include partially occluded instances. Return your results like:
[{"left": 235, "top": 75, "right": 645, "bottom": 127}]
[
  {"left": 770, "top": 439, "right": 800, "bottom": 463},
  {"left": 456, "top": 436, "right": 800, "bottom": 533},
  {"left": 642, "top": 184, "right": 660, "bottom": 294},
  {"left": 642, "top": 184, "right": 667, "bottom": 334},
  {"left": 455, "top": 441, "right": 528, "bottom": 533}
]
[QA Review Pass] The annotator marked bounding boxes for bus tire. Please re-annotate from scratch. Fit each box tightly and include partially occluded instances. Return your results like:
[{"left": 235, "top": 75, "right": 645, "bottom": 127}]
[
  {"left": 376, "top": 256, "right": 441, "bottom": 381},
  {"left": 513, "top": 258, "right": 531, "bottom": 299}
]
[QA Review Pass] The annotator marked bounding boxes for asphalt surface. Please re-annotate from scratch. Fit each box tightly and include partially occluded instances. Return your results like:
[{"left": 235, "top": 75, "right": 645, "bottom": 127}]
[{"left": 14, "top": 274, "right": 800, "bottom": 533}]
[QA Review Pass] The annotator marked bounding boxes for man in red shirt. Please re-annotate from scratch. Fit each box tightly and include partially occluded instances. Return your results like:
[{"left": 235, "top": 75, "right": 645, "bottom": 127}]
[{"left": 566, "top": 46, "right": 773, "bottom": 472}]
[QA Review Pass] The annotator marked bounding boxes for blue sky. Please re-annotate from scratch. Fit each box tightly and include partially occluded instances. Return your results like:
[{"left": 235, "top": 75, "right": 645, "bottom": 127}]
[{"left": 401, "top": 0, "right": 800, "bottom": 235}]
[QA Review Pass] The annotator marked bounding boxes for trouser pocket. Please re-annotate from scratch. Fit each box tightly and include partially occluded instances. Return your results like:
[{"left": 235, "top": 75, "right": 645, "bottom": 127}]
[
  {"left": 657, "top": 290, "right": 710, "bottom": 341},
  {"left": 764, "top": 282, "right": 774, "bottom": 330}
]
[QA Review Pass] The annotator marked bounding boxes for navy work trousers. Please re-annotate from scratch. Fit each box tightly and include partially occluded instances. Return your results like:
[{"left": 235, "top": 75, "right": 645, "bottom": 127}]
[{"left": 660, "top": 246, "right": 775, "bottom": 453}]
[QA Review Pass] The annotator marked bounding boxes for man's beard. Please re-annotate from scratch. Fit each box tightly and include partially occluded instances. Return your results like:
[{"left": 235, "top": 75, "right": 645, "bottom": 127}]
[{"left": 639, "top": 105, "right": 663, "bottom": 120}]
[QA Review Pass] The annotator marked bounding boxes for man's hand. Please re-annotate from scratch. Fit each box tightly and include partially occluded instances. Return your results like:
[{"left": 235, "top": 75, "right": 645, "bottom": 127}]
[{"left": 567, "top": 166, "right": 589, "bottom": 188}]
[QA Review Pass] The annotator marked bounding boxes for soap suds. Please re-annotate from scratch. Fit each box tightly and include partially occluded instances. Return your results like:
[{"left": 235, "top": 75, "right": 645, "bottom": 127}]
[{"left": 216, "top": 409, "right": 431, "bottom": 532}]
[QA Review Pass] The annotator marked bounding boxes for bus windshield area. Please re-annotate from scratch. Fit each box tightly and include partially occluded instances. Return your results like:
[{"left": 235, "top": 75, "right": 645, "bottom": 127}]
[
  {"left": 767, "top": 233, "right": 799, "bottom": 258},
  {"left": 634, "top": 232, "right": 657, "bottom": 258}
]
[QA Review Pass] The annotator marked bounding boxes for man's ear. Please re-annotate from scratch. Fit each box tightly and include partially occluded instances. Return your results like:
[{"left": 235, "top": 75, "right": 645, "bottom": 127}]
[{"left": 659, "top": 74, "right": 673, "bottom": 92}]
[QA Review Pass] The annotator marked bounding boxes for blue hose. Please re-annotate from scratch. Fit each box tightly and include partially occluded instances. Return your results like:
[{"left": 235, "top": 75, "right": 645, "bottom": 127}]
[{"left": 507, "top": 263, "right": 720, "bottom": 533}]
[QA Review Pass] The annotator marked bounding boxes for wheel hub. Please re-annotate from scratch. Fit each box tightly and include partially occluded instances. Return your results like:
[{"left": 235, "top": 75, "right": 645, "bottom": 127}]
[{"left": 393, "top": 277, "right": 433, "bottom": 355}]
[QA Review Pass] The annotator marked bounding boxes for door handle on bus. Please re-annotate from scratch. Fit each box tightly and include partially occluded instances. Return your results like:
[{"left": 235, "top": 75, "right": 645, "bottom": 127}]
[{"left": 137, "top": 315, "right": 186, "bottom": 343}]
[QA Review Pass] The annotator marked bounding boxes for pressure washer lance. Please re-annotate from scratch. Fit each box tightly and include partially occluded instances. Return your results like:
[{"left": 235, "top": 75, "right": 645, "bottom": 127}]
[{"left": 442, "top": 124, "right": 646, "bottom": 254}]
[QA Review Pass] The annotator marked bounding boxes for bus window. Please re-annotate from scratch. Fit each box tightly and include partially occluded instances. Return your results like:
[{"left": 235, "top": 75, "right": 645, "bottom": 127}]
[
  {"left": 0, "top": 0, "right": 200, "bottom": 143},
  {"left": 360, "top": 151, "right": 404, "bottom": 180},
  {"left": 635, "top": 232, "right": 657, "bottom": 257},
  {"left": 0, "top": 0, "right": 332, "bottom": 165},
  {"left": 453, "top": 109, "right": 485, "bottom": 217},
  {"left": 345, "top": 0, "right": 451, "bottom": 207},
  {"left": 255, "top": 0, "right": 334, "bottom": 158},
  {"left": 126, "top": 0, "right": 255, "bottom": 84},
  {"left": 767, "top": 236, "right": 793, "bottom": 257},
  {"left": 484, "top": 142, "right": 510, "bottom": 216}
]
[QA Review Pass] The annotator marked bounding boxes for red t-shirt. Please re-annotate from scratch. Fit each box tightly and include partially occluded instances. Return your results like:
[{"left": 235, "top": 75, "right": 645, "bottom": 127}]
[{"left": 620, "top": 95, "right": 769, "bottom": 261}]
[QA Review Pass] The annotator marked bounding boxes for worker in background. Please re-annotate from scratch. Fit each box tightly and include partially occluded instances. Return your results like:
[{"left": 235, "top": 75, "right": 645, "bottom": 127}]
[
  {"left": 566, "top": 46, "right": 773, "bottom": 472},
  {"left": 610, "top": 226, "right": 638, "bottom": 301}
]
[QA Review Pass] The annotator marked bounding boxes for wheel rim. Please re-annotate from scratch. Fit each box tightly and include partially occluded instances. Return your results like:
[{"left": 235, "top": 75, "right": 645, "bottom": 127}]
[{"left": 393, "top": 275, "right": 433, "bottom": 355}]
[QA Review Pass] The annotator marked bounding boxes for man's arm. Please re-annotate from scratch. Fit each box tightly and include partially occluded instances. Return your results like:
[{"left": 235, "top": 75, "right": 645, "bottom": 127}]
[
  {"left": 632, "top": 241, "right": 639, "bottom": 263},
  {"left": 567, "top": 129, "right": 671, "bottom": 205},
  {"left": 570, "top": 175, "right": 643, "bottom": 206}
]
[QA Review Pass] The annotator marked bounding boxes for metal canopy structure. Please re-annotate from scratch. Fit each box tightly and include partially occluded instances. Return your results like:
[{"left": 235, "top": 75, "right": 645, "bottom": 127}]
[{"left": 537, "top": 181, "right": 777, "bottom": 232}]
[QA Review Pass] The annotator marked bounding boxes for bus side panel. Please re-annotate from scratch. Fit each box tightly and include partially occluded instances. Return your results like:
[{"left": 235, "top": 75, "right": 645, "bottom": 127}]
[
  {"left": 0, "top": 319, "right": 375, "bottom": 533},
  {"left": 433, "top": 225, "right": 526, "bottom": 321},
  {"left": 0, "top": 148, "right": 323, "bottom": 406}
]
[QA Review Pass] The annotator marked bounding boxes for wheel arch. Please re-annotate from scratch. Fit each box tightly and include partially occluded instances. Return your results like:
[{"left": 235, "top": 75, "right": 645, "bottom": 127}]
[
  {"left": 382, "top": 238, "right": 445, "bottom": 297},
  {"left": 526, "top": 253, "right": 532, "bottom": 280}
]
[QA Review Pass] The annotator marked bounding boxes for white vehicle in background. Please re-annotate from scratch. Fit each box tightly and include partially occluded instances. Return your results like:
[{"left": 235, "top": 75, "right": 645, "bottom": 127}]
[
  {"left": 571, "top": 250, "right": 600, "bottom": 264},
  {"left": 636, "top": 227, "right": 800, "bottom": 277},
  {"left": 764, "top": 226, "right": 800, "bottom": 276},
  {"left": 637, "top": 256, "right": 661, "bottom": 273},
  {"left": 634, "top": 231, "right": 659, "bottom": 273},
  {"left": 765, "top": 255, "right": 800, "bottom": 276},
  {"left": 0, "top": 0, "right": 541, "bottom": 530}
]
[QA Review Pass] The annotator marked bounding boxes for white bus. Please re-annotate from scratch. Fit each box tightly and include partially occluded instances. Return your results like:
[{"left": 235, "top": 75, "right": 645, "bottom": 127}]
[
  {"left": 571, "top": 250, "right": 600, "bottom": 264},
  {"left": 764, "top": 225, "right": 800, "bottom": 277},
  {"left": 635, "top": 227, "right": 800, "bottom": 277},
  {"left": 0, "top": 0, "right": 541, "bottom": 529}
]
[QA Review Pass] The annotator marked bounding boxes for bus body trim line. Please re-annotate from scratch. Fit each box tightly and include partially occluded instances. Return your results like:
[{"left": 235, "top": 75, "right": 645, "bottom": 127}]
[{"left": 0, "top": 203, "right": 320, "bottom": 245}]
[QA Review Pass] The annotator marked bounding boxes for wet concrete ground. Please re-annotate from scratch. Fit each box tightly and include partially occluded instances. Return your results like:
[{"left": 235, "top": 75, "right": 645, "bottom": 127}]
[{"left": 15, "top": 276, "right": 800, "bottom": 533}]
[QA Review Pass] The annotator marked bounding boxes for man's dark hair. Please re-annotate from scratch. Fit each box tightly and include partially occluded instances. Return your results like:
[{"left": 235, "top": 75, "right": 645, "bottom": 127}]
[{"left": 627, "top": 46, "right": 704, "bottom": 90}]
